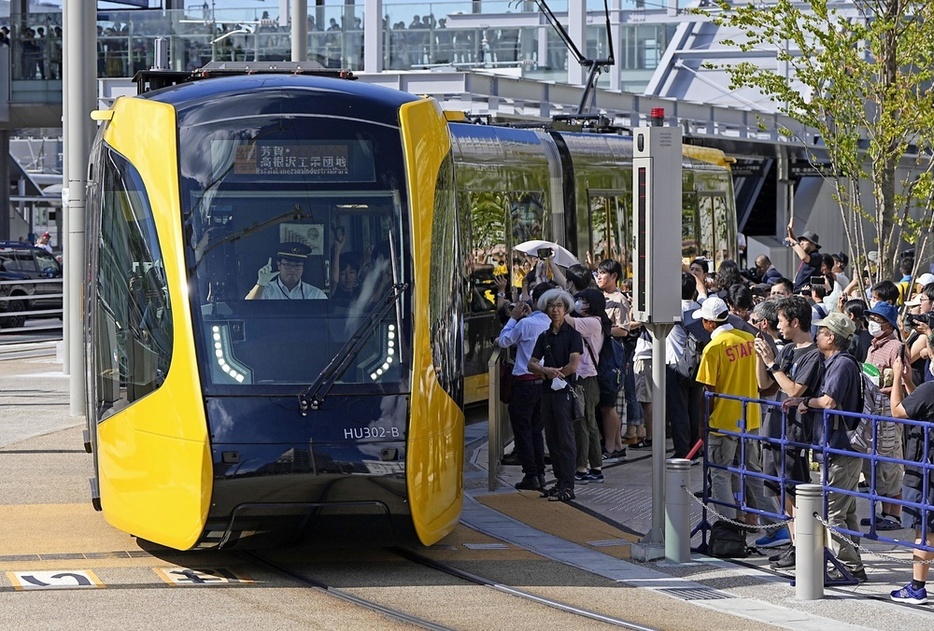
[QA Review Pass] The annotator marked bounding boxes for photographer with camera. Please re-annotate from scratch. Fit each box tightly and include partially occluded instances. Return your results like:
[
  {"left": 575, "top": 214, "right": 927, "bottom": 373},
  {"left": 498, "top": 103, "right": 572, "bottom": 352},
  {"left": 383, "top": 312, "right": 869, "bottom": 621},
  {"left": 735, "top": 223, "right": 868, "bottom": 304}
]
[
  {"left": 905, "top": 284, "right": 934, "bottom": 384},
  {"left": 754, "top": 255, "right": 783, "bottom": 285},
  {"left": 785, "top": 224, "right": 823, "bottom": 294}
]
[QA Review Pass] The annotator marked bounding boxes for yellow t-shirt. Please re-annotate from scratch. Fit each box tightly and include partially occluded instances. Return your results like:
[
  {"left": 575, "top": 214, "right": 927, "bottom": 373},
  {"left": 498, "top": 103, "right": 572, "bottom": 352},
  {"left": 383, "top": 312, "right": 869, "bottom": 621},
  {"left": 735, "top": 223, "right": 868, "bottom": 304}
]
[{"left": 695, "top": 325, "right": 761, "bottom": 432}]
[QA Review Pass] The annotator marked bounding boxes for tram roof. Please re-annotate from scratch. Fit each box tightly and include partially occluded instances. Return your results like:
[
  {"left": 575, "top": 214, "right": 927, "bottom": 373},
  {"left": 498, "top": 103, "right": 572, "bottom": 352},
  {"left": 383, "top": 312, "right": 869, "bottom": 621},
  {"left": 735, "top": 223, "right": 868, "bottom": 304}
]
[{"left": 138, "top": 71, "right": 421, "bottom": 126}]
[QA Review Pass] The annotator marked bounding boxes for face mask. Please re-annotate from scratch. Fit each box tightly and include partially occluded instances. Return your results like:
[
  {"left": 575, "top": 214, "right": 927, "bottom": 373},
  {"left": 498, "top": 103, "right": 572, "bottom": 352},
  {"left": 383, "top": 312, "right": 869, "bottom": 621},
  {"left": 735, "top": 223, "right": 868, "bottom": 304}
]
[
  {"left": 868, "top": 321, "right": 884, "bottom": 337},
  {"left": 869, "top": 300, "right": 879, "bottom": 310},
  {"left": 574, "top": 300, "right": 585, "bottom": 314}
]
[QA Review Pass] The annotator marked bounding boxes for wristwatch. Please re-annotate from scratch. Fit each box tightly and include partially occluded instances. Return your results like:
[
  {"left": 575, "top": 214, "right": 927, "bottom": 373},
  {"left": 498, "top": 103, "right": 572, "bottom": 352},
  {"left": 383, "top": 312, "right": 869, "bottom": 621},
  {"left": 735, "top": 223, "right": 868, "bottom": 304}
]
[
  {"left": 766, "top": 362, "right": 781, "bottom": 373},
  {"left": 497, "top": 292, "right": 506, "bottom": 299}
]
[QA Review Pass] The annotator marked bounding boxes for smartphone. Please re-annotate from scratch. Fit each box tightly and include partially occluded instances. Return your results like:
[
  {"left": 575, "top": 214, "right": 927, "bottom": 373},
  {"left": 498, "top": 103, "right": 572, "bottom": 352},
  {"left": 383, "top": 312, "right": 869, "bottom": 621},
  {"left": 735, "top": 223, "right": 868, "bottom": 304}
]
[
  {"left": 810, "top": 275, "right": 825, "bottom": 287},
  {"left": 536, "top": 247, "right": 553, "bottom": 259}
]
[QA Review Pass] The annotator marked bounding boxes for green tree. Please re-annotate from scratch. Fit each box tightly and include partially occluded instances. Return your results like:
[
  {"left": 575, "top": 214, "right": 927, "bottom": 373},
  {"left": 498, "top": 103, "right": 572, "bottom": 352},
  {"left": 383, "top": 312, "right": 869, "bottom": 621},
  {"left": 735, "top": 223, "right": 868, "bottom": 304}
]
[{"left": 706, "top": 0, "right": 934, "bottom": 283}]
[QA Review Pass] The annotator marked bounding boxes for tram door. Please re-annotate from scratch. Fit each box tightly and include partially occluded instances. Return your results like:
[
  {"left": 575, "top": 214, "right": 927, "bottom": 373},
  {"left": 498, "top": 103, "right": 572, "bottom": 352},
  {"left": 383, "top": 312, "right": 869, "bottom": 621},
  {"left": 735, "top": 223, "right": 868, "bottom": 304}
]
[
  {"left": 462, "top": 190, "right": 547, "bottom": 403},
  {"left": 587, "top": 191, "right": 631, "bottom": 274}
]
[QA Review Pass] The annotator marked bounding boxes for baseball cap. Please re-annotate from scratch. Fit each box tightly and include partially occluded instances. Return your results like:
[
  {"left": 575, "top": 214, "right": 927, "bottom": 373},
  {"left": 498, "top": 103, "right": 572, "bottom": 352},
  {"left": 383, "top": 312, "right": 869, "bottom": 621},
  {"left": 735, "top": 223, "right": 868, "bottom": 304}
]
[
  {"left": 691, "top": 296, "right": 729, "bottom": 322},
  {"left": 814, "top": 312, "right": 855, "bottom": 340},
  {"left": 41, "top": 231, "right": 50, "bottom": 238},
  {"left": 916, "top": 272, "right": 934, "bottom": 288}
]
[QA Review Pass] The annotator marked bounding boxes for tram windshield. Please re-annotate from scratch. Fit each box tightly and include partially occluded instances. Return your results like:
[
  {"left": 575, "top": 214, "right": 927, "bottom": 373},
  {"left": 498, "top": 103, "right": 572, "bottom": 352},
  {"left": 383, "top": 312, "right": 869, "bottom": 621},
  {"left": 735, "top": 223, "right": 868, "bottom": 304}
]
[{"left": 180, "top": 118, "right": 409, "bottom": 393}]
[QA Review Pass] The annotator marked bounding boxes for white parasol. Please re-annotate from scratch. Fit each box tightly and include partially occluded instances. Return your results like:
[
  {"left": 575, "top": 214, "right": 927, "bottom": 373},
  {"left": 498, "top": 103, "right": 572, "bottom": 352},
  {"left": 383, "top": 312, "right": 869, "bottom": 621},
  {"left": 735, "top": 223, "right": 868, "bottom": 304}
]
[{"left": 513, "top": 240, "right": 580, "bottom": 268}]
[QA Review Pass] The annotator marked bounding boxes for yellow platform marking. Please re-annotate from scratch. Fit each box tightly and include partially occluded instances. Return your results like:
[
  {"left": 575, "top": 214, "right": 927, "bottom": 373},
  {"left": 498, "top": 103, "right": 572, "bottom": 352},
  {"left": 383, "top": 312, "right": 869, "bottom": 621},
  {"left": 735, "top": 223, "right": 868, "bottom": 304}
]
[
  {"left": 475, "top": 493, "right": 638, "bottom": 560},
  {"left": 0, "top": 504, "right": 134, "bottom": 557},
  {"left": 7, "top": 569, "right": 104, "bottom": 590}
]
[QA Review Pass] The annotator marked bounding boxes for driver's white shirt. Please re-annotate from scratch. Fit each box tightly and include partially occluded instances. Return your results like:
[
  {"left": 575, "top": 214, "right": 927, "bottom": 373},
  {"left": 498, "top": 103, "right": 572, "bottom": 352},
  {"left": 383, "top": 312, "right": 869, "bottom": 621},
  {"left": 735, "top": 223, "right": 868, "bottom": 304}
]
[{"left": 257, "top": 278, "right": 326, "bottom": 300}]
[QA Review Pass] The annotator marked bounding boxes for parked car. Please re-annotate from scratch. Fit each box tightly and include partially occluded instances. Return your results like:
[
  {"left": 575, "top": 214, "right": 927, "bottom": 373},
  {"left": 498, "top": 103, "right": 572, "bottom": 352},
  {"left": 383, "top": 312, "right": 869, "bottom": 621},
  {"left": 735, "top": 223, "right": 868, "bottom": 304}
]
[{"left": 0, "top": 242, "right": 64, "bottom": 328}]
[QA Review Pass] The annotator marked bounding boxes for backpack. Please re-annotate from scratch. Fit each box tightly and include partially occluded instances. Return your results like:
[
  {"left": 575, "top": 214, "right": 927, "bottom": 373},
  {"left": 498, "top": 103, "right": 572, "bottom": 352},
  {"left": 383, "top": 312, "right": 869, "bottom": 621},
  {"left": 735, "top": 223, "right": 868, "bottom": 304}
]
[
  {"left": 596, "top": 335, "right": 626, "bottom": 395},
  {"left": 844, "top": 357, "right": 899, "bottom": 455},
  {"left": 674, "top": 328, "right": 705, "bottom": 381},
  {"left": 707, "top": 520, "right": 750, "bottom": 558}
]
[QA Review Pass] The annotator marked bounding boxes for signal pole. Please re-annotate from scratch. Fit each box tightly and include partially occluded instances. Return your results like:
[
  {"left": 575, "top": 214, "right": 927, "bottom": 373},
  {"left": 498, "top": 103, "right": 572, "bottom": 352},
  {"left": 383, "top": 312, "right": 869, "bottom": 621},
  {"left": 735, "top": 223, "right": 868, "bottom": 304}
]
[{"left": 630, "top": 109, "right": 683, "bottom": 558}]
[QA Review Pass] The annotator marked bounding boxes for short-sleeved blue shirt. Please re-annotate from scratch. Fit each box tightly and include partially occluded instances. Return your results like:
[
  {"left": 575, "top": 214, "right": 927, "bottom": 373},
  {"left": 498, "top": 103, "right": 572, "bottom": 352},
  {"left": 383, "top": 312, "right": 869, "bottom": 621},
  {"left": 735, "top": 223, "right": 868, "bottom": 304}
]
[{"left": 816, "top": 351, "right": 862, "bottom": 451}]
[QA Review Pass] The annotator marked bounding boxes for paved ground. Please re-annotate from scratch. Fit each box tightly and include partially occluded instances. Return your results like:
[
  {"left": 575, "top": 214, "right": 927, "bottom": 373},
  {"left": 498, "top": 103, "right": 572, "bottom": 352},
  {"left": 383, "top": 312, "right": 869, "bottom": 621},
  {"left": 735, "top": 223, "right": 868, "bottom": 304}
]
[
  {"left": 2, "top": 342, "right": 933, "bottom": 630},
  {"left": 468, "top": 421, "right": 934, "bottom": 630}
]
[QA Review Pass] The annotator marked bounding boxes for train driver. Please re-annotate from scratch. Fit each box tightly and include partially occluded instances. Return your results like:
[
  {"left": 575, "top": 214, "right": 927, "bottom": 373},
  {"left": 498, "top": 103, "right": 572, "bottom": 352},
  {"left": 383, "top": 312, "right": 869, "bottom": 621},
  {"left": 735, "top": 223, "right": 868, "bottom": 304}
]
[{"left": 245, "top": 242, "right": 327, "bottom": 300}]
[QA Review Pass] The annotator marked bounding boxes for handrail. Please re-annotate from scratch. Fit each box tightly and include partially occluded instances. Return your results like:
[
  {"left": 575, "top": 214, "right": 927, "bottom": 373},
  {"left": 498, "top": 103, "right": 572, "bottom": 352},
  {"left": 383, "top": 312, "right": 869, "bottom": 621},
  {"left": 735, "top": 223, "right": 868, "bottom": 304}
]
[
  {"left": 487, "top": 346, "right": 515, "bottom": 491},
  {"left": 700, "top": 391, "right": 934, "bottom": 556}
]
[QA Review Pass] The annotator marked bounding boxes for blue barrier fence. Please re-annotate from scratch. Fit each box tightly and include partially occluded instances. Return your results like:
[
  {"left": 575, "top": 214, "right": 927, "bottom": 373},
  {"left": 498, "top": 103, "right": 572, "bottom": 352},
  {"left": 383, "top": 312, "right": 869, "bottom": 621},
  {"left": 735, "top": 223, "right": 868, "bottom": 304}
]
[{"left": 701, "top": 391, "right": 934, "bottom": 555}]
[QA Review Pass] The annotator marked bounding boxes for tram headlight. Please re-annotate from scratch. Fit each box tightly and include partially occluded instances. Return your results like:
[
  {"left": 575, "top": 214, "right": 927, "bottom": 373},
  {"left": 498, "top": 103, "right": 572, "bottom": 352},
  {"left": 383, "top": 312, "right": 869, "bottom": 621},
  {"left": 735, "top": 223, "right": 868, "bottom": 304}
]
[
  {"left": 210, "top": 324, "right": 253, "bottom": 384},
  {"left": 369, "top": 323, "right": 397, "bottom": 381}
]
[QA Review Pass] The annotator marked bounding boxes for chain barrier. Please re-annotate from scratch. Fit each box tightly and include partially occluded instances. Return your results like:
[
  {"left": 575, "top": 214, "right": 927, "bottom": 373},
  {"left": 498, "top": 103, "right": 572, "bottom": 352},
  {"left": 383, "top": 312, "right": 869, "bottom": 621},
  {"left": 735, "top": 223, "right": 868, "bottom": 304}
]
[
  {"left": 812, "top": 512, "right": 934, "bottom": 567},
  {"left": 681, "top": 485, "right": 794, "bottom": 532},
  {"left": 684, "top": 485, "right": 933, "bottom": 565}
]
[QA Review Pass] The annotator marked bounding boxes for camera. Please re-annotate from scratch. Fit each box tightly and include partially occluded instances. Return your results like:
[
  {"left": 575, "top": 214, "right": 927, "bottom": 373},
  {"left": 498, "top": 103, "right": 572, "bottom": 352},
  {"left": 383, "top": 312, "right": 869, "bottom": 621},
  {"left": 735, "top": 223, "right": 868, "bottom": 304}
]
[
  {"left": 906, "top": 312, "right": 934, "bottom": 328},
  {"left": 740, "top": 267, "right": 762, "bottom": 283},
  {"left": 536, "top": 247, "right": 553, "bottom": 259}
]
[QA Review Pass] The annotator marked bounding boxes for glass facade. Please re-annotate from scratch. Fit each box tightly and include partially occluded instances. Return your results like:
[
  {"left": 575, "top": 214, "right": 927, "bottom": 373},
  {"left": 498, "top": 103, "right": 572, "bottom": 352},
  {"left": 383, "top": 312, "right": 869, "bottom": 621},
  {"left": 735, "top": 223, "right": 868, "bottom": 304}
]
[{"left": 2, "top": 3, "right": 675, "bottom": 92}]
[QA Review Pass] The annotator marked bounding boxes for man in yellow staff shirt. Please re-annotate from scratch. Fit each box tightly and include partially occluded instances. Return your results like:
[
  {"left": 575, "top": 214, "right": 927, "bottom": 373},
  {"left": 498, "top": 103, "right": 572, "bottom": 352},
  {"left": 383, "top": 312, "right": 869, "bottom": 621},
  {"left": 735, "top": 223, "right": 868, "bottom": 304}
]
[{"left": 694, "top": 296, "right": 765, "bottom": 522}]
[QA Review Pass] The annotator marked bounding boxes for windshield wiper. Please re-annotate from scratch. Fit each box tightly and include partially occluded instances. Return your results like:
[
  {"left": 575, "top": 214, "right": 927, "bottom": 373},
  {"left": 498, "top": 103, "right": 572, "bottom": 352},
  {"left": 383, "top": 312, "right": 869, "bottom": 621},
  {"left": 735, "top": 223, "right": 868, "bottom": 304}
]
[{"left": 298, "top": 282, "right": 408, "bottom": 415}]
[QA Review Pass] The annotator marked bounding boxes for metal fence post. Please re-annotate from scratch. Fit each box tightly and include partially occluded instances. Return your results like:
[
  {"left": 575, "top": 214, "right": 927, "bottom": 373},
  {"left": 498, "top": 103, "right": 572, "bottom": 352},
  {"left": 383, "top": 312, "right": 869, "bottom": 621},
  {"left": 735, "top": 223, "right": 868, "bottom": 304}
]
[
  {"left": 795, "top": 483, "right": 824, "bottom": 600},
  {"left": 665, "top": 458, "right": 692, "bottom": 563}
]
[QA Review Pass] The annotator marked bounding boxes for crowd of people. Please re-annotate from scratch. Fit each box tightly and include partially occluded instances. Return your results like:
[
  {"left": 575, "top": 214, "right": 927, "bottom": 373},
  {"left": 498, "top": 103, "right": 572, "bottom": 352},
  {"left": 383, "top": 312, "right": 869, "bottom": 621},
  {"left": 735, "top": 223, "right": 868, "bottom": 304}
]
[{"left": 493, "top": 225, "right": 934, "bottom": 605}]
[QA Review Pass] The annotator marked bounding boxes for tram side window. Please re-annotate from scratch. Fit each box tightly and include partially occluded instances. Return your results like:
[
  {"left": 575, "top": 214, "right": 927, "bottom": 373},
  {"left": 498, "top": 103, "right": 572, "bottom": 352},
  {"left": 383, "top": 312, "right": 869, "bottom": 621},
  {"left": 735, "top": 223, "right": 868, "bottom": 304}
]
[
  {"left": 94, "top": 148, "right": 173, "bottom": 419},
  {"left": 587, "top": 193, "right": 630, "bottom": 271}
]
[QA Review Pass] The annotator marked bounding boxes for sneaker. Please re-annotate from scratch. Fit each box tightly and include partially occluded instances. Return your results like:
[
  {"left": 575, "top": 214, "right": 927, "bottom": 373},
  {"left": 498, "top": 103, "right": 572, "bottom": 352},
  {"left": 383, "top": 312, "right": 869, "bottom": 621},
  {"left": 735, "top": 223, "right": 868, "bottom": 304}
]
[
  {"left": 770, "top": 546, "right": 796, "bottom": 569},
  {"left": 574, "top": 471, "right": 590, "bottom": 484},
  {"left": 587, "top": 469, "right": 605, "bottom": 483},
  {"left": 828, "top": 567, "right": 868, "bottom": 583},
  {"left": 768, "top": 547, "right": 790, "bottom": 562},
  {"left": 501, "top": 452, "right": 521, "bottom": 466},
  {"left": 755, "top": 526, "right": 791, "bottom": 549},
  {"left": 891, "top": 583, "right": 928, "bottom": 605},
  {"left": 874, "top": 516, "right": 902, "bottom": 531},
  {"left": 514, "top": 475, "right": 542, "bottom": 491}
]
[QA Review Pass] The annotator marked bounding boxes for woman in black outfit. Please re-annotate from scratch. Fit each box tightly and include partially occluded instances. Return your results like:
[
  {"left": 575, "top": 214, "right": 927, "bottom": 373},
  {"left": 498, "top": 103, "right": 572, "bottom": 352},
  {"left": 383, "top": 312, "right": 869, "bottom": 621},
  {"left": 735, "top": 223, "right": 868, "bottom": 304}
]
[
  {"left": 528, "top": 288, "right": 583, "bottom": 502},
  {"left": 844, "top": 299, "right": 871, "bottom": 362}
]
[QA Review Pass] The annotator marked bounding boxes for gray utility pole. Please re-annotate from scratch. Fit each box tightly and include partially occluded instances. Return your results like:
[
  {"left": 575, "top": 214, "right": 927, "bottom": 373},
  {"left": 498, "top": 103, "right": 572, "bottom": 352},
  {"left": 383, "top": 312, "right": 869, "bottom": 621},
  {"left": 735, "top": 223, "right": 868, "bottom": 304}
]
[
  {"left": 63, "top": 2, "right": 96, "bottom": 416},
  {"left": 292, "top": 0, "right": 308, "bottom": 62}
]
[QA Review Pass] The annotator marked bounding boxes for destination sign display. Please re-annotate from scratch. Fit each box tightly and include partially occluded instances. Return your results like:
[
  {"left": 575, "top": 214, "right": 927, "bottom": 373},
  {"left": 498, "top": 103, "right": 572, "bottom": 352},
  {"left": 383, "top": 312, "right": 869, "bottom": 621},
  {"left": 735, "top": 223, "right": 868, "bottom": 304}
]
[{"left": 225, "top": 140, "right": 376, "bottom": 183}]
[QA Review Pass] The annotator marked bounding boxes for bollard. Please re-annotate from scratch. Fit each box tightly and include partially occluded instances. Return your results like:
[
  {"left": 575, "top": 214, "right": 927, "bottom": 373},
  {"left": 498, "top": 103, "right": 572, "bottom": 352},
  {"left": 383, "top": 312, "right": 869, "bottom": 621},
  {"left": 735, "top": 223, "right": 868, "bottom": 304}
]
[
  {"left": 795, "top": 483, "right": 824, "bottom": 600},
  {"left": 665, "top": 458, "right": 692, "bottom": 563}
]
